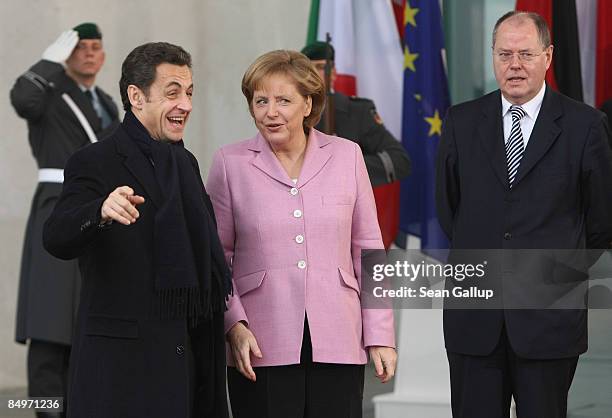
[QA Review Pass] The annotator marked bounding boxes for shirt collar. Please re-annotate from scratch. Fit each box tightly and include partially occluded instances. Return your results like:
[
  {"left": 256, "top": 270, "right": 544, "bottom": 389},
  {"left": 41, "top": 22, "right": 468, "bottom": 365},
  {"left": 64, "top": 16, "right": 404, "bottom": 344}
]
[
  {"left": 79, "top": 84, "right": 98, "bottom": 96},
  {"left": 501, "top": 82, "right": 546, "bottom": 119}
]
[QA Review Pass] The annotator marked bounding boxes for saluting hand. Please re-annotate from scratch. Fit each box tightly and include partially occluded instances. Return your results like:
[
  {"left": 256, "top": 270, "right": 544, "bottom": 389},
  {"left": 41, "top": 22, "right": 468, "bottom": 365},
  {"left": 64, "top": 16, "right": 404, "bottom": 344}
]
[
  {"left": 227, "top": 321, "right": 262, "bottom": 381},
  {"left": 101, "top": 186, "right": 145, "bottom": 225},
  {"left": 42, "top": 30, "right": 79, "bottom": 64},
  {"left": 369, "top": 346, "right": 397, "bottom": 383}
]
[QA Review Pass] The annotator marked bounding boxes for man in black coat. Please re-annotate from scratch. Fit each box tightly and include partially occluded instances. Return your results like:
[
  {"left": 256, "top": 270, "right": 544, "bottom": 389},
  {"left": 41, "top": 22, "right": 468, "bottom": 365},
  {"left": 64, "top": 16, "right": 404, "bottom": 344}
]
[
  {"left": 10, "top": 23, "right": 118, "bottom": 416},
  {"left": 436, "top": 11, "right": 612, "bottom": 418},
  {"left": 43, "top": 42, "right": 231, "bottom": 418}
]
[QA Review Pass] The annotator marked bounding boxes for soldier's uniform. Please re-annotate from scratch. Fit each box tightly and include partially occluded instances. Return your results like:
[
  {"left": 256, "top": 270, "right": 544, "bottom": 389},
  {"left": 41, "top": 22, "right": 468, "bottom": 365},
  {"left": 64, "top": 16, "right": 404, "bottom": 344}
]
[
  {"left": 12, "top": 59, "right": 118, "bottom": 346},
  {"left": 10, "top": 23, "right": 119, "bottom": 409},
  {"left": 316, "top": 92, "right": 411, "bottom": 186},
  {"left": 302, "top": 41, "right": 411, "bottom": 187}
]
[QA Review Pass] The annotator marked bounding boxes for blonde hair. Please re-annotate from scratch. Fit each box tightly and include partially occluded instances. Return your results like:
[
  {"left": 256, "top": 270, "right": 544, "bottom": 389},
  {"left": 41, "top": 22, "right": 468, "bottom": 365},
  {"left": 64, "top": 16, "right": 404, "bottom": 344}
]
[{"left": 241, "top": 50, "right": 325, "bottom": 131}]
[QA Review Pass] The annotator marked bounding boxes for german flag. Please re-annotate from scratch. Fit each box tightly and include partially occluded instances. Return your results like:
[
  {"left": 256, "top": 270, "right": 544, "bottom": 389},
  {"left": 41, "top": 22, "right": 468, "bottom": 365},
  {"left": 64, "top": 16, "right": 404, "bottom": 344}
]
[
  {"left": 516, "top": 0, "right": 612, "bottom": 108},
  {"left": 516, "top": 0, "right": 582, "bottom": 101}
]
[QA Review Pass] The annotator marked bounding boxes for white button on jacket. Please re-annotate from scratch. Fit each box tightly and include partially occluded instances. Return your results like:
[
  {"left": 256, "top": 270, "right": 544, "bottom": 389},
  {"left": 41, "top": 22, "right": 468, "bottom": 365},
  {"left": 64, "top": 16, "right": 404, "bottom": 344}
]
[{"left": 206, "top": 130, "right": 396, "bottom": 367}]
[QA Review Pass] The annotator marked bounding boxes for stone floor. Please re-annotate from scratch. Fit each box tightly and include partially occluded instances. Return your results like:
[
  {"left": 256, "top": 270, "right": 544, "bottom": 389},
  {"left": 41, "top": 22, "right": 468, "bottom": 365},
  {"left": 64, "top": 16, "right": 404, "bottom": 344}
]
[
  {"left": 2, "top": 359, "right": 610, "bottom": 418},
  {"left": 363, "top": 364, "right": 395, "bottom": 418},
  {"left": 0, "top": 364, "right": 393, "bottom": 418},
  {"left": 0, "top": 389, "right": 34, "bottom": 418}
]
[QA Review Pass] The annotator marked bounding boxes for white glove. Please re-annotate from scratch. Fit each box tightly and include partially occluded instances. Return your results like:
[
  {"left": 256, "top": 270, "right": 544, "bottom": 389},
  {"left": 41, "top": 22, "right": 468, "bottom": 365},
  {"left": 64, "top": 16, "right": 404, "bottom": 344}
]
[{"left": 42, "top": 30, "right": 79, "bottom": 64}]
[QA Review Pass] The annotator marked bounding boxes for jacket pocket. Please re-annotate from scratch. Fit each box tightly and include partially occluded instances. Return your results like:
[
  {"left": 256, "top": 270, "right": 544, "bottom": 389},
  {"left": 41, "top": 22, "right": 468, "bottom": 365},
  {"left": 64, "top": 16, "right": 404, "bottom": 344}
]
[
  {"left": 234, "top": 270, "right": 266, "bottom": 296},
  {"left": 339, "top": 267, "right": 360, "bottom": 295},
  {"left": 85, "top": 316, "right": 139, "bottom": 339},
  {"left": 323, "top": 195, "right": 352, "bottom": 205}
]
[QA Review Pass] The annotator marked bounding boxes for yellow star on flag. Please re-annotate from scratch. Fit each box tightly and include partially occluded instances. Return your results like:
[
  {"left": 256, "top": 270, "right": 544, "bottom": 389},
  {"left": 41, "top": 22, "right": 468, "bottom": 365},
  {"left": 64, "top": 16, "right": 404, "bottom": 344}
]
[
  {"left": 404, "top": 2, "right": 419, "bottom": 27},
  {"left": 404, "top": 44, "right": 419, "bottom": 72},
  {"left": 424, "top": 110, "right": 443, "bottom": 137},
  {"left": 414, "top": 94, "right": 422, "bottom": 101}
]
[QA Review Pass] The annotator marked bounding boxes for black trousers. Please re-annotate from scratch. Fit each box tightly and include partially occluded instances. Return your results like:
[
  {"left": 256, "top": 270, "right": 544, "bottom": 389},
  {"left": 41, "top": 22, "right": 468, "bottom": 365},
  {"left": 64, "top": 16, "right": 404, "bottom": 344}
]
[
  {"left": 28, "top": 339, "right": 70, "bottom": 417},
  {"left": 228, "top": 319, "right": 365, "bottom": 418},
  {"left": 447, "top": 328, "right": 578, "bottom": 418}
]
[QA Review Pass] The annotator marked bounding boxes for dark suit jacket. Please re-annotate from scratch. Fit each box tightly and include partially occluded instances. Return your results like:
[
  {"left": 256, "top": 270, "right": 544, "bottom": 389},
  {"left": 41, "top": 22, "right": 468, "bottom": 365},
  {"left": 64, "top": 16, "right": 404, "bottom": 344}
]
[
  {"left": 599, "top": 99, "right": 612, "bottom": 149},
  {"left": 43, "top": 125, "right": 228, "bottom": 418},
  {"left": 436, "top": 87, "right": 612, "bottom": 359}
]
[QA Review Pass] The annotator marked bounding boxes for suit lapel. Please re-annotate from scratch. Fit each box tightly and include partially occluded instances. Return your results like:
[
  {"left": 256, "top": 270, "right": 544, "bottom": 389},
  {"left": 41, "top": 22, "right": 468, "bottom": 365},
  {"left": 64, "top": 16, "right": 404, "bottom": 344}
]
[
  {"left": 114, "top": 126, "right": 163, "bottom": 208},
  {"left": 249, "top": 134, "right": 294, "bottom": 187},
  {"left": 477, "top": 92, "right": 508, "bottom": 188},
  {"left": 298, "top": 129, "right": 332, "bottom": 187},
  {"left": 248, "top": 130, "right": 333, "bottom": 188},
  {"left": 513, "top": 87, "right": 562, "bottom": 186}
]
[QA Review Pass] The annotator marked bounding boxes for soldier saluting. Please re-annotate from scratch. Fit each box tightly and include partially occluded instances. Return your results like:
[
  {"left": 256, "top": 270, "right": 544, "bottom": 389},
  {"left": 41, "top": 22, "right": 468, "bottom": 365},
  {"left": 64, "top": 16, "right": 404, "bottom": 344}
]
[{"left": 10, "top": 23, "right": 118, "bottom": 416}]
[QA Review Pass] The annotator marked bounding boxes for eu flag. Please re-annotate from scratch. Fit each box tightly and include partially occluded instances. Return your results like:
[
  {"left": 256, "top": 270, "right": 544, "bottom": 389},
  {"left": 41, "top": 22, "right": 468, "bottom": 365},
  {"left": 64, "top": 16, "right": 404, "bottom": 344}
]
[{"left": 399, "top": 0, "right": 450, "bottom": 256}]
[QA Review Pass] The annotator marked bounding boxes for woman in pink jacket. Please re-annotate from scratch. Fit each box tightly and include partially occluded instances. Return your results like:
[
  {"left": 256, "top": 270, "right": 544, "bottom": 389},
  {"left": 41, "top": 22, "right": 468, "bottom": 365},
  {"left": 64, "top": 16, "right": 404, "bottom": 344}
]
[{"left": 206, "top": 50, "right": 396, "bottom": 418}]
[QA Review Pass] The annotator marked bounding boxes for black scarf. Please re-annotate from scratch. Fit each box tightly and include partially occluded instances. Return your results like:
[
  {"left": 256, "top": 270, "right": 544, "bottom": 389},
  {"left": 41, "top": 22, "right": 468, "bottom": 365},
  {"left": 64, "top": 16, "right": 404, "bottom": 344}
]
[{"left": 122, "top": 111, "right": 231, "bottom": 324}]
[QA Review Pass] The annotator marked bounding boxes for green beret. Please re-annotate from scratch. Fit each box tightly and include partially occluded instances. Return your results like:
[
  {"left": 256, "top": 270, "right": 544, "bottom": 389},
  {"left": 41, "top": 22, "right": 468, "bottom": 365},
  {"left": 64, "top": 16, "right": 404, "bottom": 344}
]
[
  {"left": 301, "top": 41, "right": 334, "bottom": 61},
  {"left": 73, "top": 22, "right": 102, "bottom": 40}
]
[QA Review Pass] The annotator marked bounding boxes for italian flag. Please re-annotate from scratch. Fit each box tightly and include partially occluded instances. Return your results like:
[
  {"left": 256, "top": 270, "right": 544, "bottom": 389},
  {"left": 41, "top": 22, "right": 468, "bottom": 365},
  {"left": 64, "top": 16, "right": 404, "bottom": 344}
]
[{"left": 307, "top": 0, "right": 405, "bottom": 248}]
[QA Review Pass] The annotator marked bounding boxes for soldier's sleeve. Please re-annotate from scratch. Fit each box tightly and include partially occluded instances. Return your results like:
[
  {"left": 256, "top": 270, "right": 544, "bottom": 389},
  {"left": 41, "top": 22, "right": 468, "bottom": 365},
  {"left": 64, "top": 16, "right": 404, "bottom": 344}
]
[
  {"left": 10, "top": 60, "right": 65, "bottom": 121},
  {"left": 354, "top": 98, "right": 411, "bottom": 186}
]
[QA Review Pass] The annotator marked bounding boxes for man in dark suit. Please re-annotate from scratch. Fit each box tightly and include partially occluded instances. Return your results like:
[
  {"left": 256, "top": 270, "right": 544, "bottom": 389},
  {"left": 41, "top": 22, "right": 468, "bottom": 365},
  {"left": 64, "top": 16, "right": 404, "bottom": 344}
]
[
  {"left": 436, "top": 11, "right": 612, "bottom": 418},
  {"left": 10, "top": 23, "right": 118, "bottom": 416},
  {"left": 43, "top": 42, "right": 231, "bottom": 418}
]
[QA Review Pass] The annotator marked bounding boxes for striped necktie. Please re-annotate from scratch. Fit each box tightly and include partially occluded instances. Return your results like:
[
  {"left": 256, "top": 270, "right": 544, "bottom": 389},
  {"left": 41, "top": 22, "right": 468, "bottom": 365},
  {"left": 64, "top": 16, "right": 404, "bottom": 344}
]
[{"left": 506, "top": 105, "right": 527, "bottom": 188}]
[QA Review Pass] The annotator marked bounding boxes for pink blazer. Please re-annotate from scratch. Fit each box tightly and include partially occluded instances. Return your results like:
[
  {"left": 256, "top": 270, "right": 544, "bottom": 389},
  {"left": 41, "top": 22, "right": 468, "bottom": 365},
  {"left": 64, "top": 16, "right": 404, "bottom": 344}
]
[{"left": 206, "top": 129, "right": 395, "bottom": 367}]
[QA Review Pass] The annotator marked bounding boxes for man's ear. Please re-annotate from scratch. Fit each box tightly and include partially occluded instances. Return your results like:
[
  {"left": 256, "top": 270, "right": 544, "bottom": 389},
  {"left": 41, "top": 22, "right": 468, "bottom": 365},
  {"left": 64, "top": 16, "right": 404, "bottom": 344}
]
[
  {"left": 544, "top": 45, "right": 554, "bottom": 71},
  {"left": 127, "top": 85, "right": 145, "bottom": 109}
]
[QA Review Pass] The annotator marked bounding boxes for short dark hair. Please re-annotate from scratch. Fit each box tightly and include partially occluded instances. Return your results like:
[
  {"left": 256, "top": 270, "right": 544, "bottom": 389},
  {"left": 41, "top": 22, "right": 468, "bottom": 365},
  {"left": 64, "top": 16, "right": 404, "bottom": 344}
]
[
  {"left": 492, "top": 11, "right": 551, "bottom": 49},
  {"left": 119, "top": 42, "right": 192, "bottom": 111}
]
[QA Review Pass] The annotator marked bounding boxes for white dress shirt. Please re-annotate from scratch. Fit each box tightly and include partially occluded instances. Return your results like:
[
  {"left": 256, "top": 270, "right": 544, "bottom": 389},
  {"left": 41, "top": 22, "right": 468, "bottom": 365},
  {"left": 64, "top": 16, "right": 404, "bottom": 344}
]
[{"left": 501, "top": 83, "right": 546, "bottom": 148}]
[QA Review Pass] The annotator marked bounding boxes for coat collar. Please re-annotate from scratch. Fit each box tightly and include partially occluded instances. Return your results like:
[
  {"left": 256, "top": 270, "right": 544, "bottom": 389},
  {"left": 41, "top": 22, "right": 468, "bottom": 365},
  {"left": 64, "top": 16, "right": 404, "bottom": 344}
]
[
  {"left": 247, "top": 129, "right": 333, "bottom": 188},
  {"left": 114, "top": 124, "right": 163, "bottom": 208},
  {"left": 477, "top": 86, "right": 562, "bottom": 189}
]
